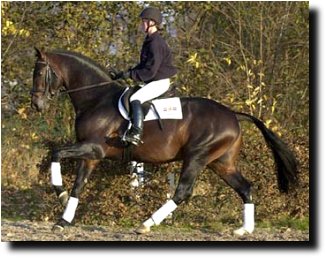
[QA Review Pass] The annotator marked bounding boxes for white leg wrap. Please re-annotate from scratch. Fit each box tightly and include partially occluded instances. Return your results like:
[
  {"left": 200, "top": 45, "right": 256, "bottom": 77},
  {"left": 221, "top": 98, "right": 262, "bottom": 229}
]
[
  {"left": 151, "top": 200, "right": 177, "bottom": 225},
  {"left": 62, "top": 197, "right": 79, "bottom": 223},
  {"left": 136, "top": 163, "right": 145, "bottom": 185},
  {"left": 129, "top": 161, "right": 137, "bottom": 172},
  {"left": 243, "top": 203, "right": 255, "bottom": 233},
  {"left": 51, "top": 162, "right": 62, "bottom": 186},
  {"left": 129, "top": 162, "right": 145, "bottom": 188},
  {"left": 143, "top": 218, "right": 155, "bottom": 228},
  {"left": 130, "top": 173, "right": 140, "bottom": 188},
  {"left": 233, "top": 203, "right": 255, "bottom": 236}
]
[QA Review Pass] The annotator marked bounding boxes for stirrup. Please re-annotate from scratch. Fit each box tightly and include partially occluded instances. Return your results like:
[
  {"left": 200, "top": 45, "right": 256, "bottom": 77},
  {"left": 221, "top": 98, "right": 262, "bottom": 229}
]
[{"left": 123, "top": 133, "right": 143, "bottom": 146}]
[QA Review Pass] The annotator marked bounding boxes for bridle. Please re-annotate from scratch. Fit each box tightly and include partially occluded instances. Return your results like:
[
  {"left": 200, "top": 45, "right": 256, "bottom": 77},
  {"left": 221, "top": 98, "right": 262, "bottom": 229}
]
[
  {"left": 30, "top": 60, "right": 60, "bottom": 100},
  {"left": 31, "top": 59, "right": 123, "bottom": 99}
]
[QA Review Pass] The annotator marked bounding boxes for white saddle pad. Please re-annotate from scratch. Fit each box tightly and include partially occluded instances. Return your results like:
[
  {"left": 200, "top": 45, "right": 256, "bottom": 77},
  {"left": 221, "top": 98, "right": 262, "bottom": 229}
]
[{"left": 118, "top": 88, "right": 183, "bottom": 121}]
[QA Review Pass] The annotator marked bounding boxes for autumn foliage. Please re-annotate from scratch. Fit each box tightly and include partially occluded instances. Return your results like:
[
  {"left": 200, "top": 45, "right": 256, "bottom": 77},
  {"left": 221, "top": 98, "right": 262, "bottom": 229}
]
[{"left": 1, "top": 2, "right": 309, "bottom": 229}]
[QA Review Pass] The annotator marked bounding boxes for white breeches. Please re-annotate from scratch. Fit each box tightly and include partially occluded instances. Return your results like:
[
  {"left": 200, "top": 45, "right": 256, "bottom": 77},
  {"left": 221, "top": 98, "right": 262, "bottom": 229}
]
[{"left": 130, "top": 78, "right": 170, "bottom": 104}]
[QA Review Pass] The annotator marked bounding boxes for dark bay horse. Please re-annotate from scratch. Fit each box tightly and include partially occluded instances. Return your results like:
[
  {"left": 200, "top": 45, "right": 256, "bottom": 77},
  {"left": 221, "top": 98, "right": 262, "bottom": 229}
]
[{"left": 30, "top": 48, "right": 298, "bottom": 235}]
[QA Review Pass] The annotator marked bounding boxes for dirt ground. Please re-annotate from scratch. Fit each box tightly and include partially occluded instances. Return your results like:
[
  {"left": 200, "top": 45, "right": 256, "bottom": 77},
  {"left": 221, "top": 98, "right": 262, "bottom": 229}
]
[{"left": 1, "top": 219, "right": 309, "bottom": 242}]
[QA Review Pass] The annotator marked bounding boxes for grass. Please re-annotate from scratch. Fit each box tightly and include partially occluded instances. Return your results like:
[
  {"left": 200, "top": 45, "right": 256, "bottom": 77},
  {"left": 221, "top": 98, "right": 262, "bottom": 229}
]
[{"left": 257, "top": 216, "right": 309, "bottom": 231}]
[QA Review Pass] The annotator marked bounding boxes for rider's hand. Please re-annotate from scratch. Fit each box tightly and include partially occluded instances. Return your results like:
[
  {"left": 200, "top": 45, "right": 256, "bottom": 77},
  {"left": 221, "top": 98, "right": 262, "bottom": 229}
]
[{"left": 111, "top": 70, "right": 130, "bottom": 80}]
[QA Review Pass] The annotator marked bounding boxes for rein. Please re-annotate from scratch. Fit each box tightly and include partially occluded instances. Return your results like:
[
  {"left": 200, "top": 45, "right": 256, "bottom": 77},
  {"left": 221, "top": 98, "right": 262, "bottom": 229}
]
[{"left": 60, "top": 81, "right": 119, "bottom": 94}]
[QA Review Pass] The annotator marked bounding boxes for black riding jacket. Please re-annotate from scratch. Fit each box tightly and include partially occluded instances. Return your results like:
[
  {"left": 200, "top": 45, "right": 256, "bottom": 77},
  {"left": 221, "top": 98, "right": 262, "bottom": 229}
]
[{"left": 129, "top": 31, "right": 177, "bottom": 83}]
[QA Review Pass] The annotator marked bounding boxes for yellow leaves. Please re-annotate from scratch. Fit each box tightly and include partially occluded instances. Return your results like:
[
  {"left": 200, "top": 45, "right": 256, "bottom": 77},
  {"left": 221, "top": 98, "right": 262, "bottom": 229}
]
[
  {"left": 252, "top": 59, "right": 263, "bottom": 66},
  {"left": 245, "top": 83, "right": 263, "bottom": 111},
  {"left": 2, "top": 19, "right": 30, "bottom": 37},
  {"left": 5, "top": 20, "right": 13, "bottom": 28},
  {"left": 245, "top": 99, "right": 254, "bottom": 106},
  {"left": 258, "top": 72, "right": 265, "bottom": 78},
  {"left": 17, "top": 107, "right": 27, "bottom": 120},
  {"left": 186, "top": 52, "right": 200, "bottom": 69},
  {"left": 1, "top": 2, "right": 9, "bottom": 16},
  {"left": 238, "top": 64, "right": 246, "bottom": 72},
  {"left": 237, "top": 59, "right": 263, "bottom": 76},
  {"left": 20, "top": 144, "right": 30, "bottom": 150},
  {"left": 17, "top": 107, "right": 25, "bottom": 115},
  {"left": 245, "top": 99, "right": 257, "bottom": 111},
  {"left": 265, "top": 119, "right": 282, "bottom": 136},
  {"left": 187, "top": 52, "right": 197, "bottom": 63},
  {"left": 31, "top": 133, "right": 39, "bottom": 141},
  {"left": 180, "top": 85, "right": 191, "bottom": 94},
  {"left": 265, "top": 119, "right": 272, "bottom": 128},
  {"left": 19, "top": 29, "right": 30, "bottom": 37},
  {"left": 271, "top": 99, "right": 278, "bottom": 114},
  {"left": 247, "top": 69, "right": 254, "bottom": 77},
  {"left": 225, "top": 93, "right": 235, "bottom": 104},
  {"left": 222, "top": 56, "right": 232, "bottom": 66},
  {"left": 271, "top": 104, "right": 276, "bottom": 114},
  {"left": 2, "top": 20, "right": 14, "bottom": 35}
]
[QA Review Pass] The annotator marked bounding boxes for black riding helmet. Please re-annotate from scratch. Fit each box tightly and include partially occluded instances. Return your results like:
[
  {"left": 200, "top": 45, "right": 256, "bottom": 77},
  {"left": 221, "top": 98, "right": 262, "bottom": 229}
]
[{"left": 140, "top": 7, "right": 162, "bottom": 25}]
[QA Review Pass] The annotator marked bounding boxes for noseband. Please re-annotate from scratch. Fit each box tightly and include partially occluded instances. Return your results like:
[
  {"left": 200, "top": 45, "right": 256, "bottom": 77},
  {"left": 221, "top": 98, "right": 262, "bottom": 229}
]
[{"left": 30, "top": 60, "right": 59, "bottom": 100}]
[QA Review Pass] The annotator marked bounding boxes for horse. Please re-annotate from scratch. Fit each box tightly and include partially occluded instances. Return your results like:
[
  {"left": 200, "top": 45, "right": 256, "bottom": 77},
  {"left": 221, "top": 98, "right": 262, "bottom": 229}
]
[{"left": 30, "top": 47, "right": 298, "bottom": 235}]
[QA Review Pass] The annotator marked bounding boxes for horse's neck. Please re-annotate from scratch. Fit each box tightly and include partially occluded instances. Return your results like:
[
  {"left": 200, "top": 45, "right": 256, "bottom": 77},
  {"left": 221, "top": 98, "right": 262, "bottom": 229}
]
[
  {"left": 67, "top": 82, "right": 123, "bottom": 115},
  {"left": 57, "top": 57, "right": 123, "bottom": 114},
  {"left": 69, "top": 88, "right": 117, "bottom": 115}
]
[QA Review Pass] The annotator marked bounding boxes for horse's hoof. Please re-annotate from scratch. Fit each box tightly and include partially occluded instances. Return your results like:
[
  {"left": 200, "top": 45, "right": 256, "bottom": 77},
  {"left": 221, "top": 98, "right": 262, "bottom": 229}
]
[
  {"left": 52, "top": 224, "right": 65, "bottom": 233},
  {"left": 233, "top": 227, "right": 253, "bottom": 236},
  {"left": 135, "top": 224, "right": 151, "bottom": 234},
  {"left": 59, "top": 191, "right": 69, "bottom": 207}
]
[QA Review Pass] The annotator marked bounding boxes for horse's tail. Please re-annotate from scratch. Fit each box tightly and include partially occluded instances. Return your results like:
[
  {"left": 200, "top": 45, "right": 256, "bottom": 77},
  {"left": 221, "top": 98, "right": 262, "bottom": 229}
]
[{"left": 235, "top": 112, "right": 298, "bottom": 193}]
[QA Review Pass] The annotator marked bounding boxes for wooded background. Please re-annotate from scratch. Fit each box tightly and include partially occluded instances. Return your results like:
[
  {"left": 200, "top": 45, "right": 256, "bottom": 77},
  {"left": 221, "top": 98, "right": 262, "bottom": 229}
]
[{"left": 1, "top": 1, "right": 309, "bottom": 230}]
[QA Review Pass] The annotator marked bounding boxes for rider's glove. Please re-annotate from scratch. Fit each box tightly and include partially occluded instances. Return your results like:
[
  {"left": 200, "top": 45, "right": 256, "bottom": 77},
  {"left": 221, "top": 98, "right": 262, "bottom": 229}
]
[{"left": 111, "top": 70, "right": 130, "bottom": 80}]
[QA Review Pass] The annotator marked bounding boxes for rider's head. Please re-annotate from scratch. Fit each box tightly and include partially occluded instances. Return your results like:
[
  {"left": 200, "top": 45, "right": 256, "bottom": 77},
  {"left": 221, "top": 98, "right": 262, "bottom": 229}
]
[{"left": 139, "top": 7, "right": 162, "bottom": 34}]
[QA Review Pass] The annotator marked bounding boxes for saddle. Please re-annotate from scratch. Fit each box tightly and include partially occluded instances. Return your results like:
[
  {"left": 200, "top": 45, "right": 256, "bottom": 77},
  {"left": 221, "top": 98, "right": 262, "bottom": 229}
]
[
  {"left": 121, "top": 86, "right": 151, "bottom": 117},
  {"left": 121, "top": 85, "right": 176, "bottom": 118},
  {"left": 117, "top": 84, "right": 179, "bottom": 161}
]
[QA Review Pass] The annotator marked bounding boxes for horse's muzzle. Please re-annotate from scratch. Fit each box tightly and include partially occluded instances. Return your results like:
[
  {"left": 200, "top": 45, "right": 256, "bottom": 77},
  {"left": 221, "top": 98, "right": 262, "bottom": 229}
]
[{"left": 31, "top": 96, "right": 47, "bottom": 112}]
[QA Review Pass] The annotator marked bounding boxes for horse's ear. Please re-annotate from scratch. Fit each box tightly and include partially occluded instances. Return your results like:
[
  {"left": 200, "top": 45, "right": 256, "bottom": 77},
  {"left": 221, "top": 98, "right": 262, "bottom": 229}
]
[{"left": 34, "top": 47, "right": 46, "bottom": 59}]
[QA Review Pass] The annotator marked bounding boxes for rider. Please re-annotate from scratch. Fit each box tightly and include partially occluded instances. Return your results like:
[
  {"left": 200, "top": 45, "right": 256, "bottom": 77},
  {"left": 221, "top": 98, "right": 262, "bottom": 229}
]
[{"left": 113, "top": 7, "right": 178, "bottom": 146}]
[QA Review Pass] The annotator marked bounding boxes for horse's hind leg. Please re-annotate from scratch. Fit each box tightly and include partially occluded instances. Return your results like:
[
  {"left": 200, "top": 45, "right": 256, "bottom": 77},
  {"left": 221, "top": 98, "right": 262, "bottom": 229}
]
[
  {"left": 208, "top": 137, "right": 254, "bottom": 235},
  {"left": 209, "top": 161, "right": 254, "bottom": 234},
  {"left": 136, "top": 154, "right": 206, "bottom": 234}
]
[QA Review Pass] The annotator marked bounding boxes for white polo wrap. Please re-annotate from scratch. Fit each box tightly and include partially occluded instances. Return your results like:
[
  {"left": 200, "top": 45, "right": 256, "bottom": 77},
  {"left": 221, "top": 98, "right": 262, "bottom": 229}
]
[
  {"left": 62, "top": 197, "right": 79, "bottom": 223},
  {"left": 243, "top": 203, "right": 255, "bottom": 233},
  {"left": 51, "top": 162, "right": 62, "bottom": 186},
  {"left": 143, "top": 218, "right": 155, "bottom": 228},
  {"left": 151, "top": 200, "right": 177, "bottom": 225}
]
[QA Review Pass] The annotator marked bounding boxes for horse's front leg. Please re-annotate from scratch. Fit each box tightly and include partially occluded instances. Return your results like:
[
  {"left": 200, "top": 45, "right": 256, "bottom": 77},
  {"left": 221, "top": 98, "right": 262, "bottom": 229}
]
[
  {"left": 51, "top": 142, "right": 105, "bottom": 205},
  {"left": 50, "top": 161, "right": 69, "bottom": 207},
  {"left": 50, "top": 142, "right": 104, "bottom": 233}
]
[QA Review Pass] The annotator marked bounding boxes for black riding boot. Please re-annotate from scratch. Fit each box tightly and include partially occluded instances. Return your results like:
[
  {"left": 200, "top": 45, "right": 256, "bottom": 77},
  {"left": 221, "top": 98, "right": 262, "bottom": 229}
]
[{"left": 124, "top": 100, "right": 144, "bottom": 146}]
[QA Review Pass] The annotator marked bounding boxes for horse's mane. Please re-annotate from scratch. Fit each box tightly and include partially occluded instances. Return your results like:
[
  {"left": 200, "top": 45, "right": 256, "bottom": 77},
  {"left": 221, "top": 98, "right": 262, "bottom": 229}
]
[{"left": 50, "top": 50, "right": 114, "bottom": 82}]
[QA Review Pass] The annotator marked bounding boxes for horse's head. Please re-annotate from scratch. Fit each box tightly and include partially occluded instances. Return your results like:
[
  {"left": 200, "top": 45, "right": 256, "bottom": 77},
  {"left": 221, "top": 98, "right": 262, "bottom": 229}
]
[{"left": 30, "top": 47, "right": 63, "bottom": 112}]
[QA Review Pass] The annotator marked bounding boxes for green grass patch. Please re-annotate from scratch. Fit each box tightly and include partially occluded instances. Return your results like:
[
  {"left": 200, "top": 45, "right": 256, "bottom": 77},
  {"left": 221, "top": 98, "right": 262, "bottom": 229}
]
[{"left": 257, "top": 216, "right": 309, "bottom": 231}]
